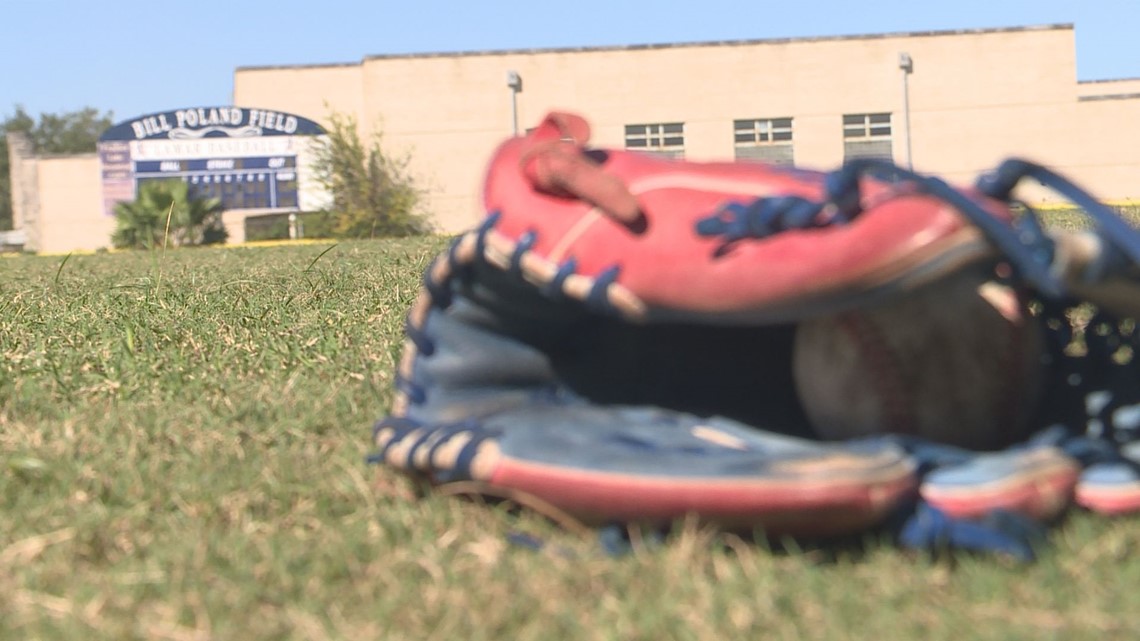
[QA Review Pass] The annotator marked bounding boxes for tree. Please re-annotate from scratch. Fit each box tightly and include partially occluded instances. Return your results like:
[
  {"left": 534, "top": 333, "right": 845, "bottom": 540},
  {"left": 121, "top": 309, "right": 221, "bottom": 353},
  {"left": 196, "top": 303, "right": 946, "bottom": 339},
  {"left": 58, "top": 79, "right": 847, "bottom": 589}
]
[
  {"left": 311, "top": 112, "right": 431, "bottom": 238},
  {"left": 1, "top": 106, "right": 114, "bottom": 230},
  {"left": 111, "top": 180, "right": 227, "bottom": 250}
]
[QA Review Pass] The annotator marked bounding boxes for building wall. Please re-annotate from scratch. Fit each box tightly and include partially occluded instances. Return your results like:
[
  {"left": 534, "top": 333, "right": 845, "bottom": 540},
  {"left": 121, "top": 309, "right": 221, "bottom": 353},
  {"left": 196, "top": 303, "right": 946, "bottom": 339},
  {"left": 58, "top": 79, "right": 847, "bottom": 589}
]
[
  {"left": 6, "top": 133, "right": 39, "bottom": 248},
  {"left": 233, "top": 23, "right": 1140, "bottom": 233},
  {"left": 34, "top": 154, "right": 111, "bottom": 254},
  {"left": 1065, "top": 97, "right": 1140, "bottom": 200},
  {"left": 1079, "top": 77, "right": 1140, "bottom": 99},
  {"left": 235, "top": 64, "right": 366, "bottom": 130}
]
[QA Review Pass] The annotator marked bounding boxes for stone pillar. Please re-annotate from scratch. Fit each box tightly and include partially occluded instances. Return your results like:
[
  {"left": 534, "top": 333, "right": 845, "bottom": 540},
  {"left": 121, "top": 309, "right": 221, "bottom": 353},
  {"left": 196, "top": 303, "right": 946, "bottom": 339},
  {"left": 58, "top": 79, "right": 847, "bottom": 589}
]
[
  {"left": 6, "top": 132, "right": 40, "bottom": 252},
  {"left": 221, "top": 209, "right": 247, "bottom": 244}
]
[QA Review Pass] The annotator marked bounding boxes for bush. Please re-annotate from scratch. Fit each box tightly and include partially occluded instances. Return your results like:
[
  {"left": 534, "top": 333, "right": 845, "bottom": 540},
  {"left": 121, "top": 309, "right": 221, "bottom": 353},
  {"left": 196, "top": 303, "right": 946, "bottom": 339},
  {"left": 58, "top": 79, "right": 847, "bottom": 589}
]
[
  {"left": 311, "top": 112, "right": 431, "bottom": 238},
  {"left": 244, "top": 211, "right": 338, "bottom": 242},
  {"left": 111, "top": 180, "right": 228, "bottom": 249}
]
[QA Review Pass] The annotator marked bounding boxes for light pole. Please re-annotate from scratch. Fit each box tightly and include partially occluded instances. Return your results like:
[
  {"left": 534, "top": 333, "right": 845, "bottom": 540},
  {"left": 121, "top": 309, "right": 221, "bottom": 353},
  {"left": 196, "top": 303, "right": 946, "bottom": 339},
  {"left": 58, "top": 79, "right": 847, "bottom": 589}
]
[
  {"left": 898, "top": 52, "right": 914, "bottom": 169},
  {"left": 507, "top": 70, "right": 523, "bottom": 136}
]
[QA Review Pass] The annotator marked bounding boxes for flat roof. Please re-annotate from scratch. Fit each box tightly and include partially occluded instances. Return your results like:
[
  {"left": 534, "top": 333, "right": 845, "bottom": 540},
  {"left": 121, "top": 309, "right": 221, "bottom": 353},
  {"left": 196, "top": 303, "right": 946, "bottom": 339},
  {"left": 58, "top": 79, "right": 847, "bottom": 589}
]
[
  {"left": 1078, "top": 76, "right": 1140, "bottom": 85},
  {"left": 236, "top": 23, "right": 1073, "bottom": 72}
]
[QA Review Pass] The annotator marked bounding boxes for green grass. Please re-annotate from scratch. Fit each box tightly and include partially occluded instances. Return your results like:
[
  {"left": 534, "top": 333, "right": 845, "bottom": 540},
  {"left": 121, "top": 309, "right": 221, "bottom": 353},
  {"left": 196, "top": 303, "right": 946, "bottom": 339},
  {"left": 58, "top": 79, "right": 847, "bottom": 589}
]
[
  {"left": 1039, "top": 203, "right": 1140, "bottom": 230},
  {"left": 2, "top": 237, "right": 1139, "bottom": 640}
]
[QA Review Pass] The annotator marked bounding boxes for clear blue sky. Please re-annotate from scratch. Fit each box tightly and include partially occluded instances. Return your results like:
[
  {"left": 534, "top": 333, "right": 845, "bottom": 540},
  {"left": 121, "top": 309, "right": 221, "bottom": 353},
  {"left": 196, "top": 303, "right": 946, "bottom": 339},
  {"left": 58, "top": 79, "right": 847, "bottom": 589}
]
[{"left": 2, "top": 0, "right": 1138, "bottom": 123}]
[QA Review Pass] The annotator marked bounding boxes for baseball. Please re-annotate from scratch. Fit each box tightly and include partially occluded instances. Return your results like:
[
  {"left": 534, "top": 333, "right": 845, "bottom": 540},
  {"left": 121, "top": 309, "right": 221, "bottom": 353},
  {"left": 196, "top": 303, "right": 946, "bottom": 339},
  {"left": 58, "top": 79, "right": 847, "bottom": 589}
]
[{"left": 792, "top": 267, "right": 1046, "bottom": 451}]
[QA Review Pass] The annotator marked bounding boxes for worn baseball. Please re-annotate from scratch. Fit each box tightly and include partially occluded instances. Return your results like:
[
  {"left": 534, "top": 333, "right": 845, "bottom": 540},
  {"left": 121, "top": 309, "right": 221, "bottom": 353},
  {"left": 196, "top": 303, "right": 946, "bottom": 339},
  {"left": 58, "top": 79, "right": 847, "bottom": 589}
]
[{"left": 792, "top": 268, "right": 1046, "bottom": 450}]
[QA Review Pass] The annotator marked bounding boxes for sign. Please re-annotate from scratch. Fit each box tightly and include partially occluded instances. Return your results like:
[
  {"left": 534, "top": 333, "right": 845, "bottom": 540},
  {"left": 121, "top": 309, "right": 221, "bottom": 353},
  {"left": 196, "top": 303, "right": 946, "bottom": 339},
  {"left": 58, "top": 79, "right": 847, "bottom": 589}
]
[{"left": 98, "top": 107, "right": 328, "bottom": 216}]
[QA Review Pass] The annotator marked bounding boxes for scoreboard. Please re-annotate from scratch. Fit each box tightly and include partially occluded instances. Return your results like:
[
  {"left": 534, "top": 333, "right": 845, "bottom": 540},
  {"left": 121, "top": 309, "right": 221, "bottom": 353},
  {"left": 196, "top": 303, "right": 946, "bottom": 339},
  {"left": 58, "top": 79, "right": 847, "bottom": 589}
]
[
  {"left": 98, "top": 107, "right": 328, "bottom": 217},
  {"left": 134, "top": 153, "right": 298, "bottom": 210}
]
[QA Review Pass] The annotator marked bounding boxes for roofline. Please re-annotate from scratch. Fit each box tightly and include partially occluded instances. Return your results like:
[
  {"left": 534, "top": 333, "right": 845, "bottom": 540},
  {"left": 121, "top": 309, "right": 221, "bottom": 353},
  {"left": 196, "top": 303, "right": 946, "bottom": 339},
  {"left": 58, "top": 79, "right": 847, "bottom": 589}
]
[
  {"left": 234, "top": 61, "right": 360, "bottom": 73},
  {"left": 1078, "top": 76, "right": 1140, "bottom": 85},
  {"left": 235, "top": 23, "right": 1073, "bottom": 72},
  {"left": 1078, "top": 92, "right": 1140, "bottom": 102}
]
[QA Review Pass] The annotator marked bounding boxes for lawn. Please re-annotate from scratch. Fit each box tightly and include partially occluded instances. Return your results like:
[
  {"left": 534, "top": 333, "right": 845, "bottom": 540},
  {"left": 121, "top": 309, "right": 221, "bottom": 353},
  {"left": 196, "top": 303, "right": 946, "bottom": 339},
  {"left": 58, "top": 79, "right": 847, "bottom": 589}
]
[{"left": 2, "top": 231, "right": 1139, "bottom": 640}]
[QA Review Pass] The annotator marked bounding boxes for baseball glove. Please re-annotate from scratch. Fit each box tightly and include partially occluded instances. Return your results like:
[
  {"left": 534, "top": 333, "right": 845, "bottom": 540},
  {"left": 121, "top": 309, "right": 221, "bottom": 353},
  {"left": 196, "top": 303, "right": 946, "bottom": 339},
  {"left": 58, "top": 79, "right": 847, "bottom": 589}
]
[{"left": 370, "top": 112, "right": 1140, "bottom": 559}]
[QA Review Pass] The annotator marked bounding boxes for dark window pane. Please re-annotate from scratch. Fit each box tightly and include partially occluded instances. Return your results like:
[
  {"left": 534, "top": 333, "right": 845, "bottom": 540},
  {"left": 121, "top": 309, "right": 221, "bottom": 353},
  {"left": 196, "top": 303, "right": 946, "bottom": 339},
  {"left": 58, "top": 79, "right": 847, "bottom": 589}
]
[
  {"left": 736, "top": 143, "right": 795, "bottom": 165},
  {"left": 869, "top": 113, "right": 891, "bottom": 124},
  {"left": 844, "top": 139, "right": 893, "bottom": 161},
  {"left": 843, "top": 114, "right": 865, "bottom": 125},
  {"left": 772, "top": 131, "right": 792, "bottom": 142},
  {"left": 734, "top": 132, "right": 756, "bottom": 144},
  {"left": 626, "top": 138, "right": 647, "bottom": 147},
  {"left": 663, "top": 123, "right": 684, "bottom": 134}
]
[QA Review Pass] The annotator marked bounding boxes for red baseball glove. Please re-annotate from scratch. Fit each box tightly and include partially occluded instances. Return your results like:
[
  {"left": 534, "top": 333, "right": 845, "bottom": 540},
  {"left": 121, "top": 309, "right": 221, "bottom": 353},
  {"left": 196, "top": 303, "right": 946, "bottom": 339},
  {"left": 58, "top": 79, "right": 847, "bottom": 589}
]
[{"left": 370, "top": 112, "right": 1140, "bottom": 558}]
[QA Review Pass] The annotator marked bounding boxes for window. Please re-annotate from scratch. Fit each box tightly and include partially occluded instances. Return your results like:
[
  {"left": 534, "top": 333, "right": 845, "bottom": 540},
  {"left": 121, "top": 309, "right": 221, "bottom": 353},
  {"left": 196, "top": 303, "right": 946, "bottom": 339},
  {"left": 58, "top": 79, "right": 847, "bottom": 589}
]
[
  {"left": 624, "top": 122, "right": 685, "bottom": 159},
  {"left": 842, "top": 113, "right": 893, "bottom": 161},
  {"left": 734, "top": 117, "right": 794, "bottom": 165}
]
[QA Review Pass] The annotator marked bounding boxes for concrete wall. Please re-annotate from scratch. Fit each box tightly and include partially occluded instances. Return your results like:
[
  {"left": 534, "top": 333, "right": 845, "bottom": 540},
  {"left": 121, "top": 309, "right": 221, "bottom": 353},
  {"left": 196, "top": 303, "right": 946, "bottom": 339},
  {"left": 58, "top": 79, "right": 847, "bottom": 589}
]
[
  {"left": 1079, "top": 77, "right": 1140, "bottom": 99},
  {"left": 7, "top": 133, "right": 39, "bottom": 249},
  {"left": 9, "top": 135, "right": 112, "bottom": 254},
  {"left": 1064, "top": 97, "right": 1140, "bottom": 201},
  {"left": 34, "top": 154, "right": 112, "bottom": 254}
]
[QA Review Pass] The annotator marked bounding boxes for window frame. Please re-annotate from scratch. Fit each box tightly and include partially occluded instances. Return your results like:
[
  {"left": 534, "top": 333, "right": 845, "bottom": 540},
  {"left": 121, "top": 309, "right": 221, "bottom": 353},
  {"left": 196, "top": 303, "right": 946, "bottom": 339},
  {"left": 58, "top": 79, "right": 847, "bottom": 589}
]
[
  {"left": 733, "top": 117, "right": 795, "bottom": 165},
  {"left": 624, "top": 122, "right": 686, "bottom": 158},
  {"left": 842, "top": 112, "right": 892, "bottom": 140}
]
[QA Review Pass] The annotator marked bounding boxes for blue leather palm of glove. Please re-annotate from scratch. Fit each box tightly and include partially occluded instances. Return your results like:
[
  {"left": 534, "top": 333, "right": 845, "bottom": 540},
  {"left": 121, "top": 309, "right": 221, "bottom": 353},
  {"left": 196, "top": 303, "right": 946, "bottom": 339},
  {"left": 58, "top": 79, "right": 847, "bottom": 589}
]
[{"left": 898, "top": 503, "right": 1048, "bottom": 563}]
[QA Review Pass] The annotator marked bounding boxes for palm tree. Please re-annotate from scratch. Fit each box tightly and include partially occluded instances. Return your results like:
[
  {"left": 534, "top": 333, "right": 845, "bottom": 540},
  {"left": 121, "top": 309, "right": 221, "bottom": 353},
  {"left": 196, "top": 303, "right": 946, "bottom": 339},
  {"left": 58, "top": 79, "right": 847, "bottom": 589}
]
[{"left": 111, "top": 180, "right": 227, "bottom": 249}]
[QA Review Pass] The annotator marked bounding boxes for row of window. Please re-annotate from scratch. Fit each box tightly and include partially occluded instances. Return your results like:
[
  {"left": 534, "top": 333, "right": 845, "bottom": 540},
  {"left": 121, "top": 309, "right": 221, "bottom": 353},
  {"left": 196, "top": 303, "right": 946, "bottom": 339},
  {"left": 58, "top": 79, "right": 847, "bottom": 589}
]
[{"left": 622, "top": 113, "right": 894, "bottom": 164}]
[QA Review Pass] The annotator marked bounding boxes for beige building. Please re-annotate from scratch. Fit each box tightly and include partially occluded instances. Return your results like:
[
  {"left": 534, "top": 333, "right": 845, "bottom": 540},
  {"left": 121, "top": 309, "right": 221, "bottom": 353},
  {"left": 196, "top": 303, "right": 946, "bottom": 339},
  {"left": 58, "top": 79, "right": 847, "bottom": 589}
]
[
  {"left": 6, "top": 135, "right": 112, "bottom": 255},
  {"left": 9, "top": 23, "right": 1140, "bottom": 253},
  {"left": 233, "top": 22, "right": 1140, "bottom": 232}
]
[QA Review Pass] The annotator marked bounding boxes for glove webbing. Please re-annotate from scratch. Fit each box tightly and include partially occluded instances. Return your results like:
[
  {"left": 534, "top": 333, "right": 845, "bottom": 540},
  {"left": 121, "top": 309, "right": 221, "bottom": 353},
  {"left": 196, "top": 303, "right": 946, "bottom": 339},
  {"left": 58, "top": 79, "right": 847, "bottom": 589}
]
[
  {"left": 386, "top": 211, "right": 645, "bottom": 419},
  {"left": 696, "top": 157, "right": 1140, "bottom": 303}
]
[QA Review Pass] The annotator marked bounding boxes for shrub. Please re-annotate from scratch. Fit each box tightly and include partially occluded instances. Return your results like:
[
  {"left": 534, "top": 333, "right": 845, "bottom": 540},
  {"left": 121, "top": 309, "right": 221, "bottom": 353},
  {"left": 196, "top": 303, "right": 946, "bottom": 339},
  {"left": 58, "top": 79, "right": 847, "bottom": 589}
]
[
  {"left": 111, "top": 180, "right": 228, "bottom": 249},
  {"left": 311, "top": 112, "right": 431, "bottom": 238}
]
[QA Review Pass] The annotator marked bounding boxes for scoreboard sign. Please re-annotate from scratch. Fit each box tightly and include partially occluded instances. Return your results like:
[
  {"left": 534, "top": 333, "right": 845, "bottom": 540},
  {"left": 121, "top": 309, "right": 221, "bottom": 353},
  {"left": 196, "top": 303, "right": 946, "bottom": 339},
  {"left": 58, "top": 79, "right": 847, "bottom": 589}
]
[{"left": 98, "top": 107, "right": 329, "bottom": 217}]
